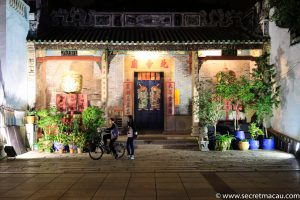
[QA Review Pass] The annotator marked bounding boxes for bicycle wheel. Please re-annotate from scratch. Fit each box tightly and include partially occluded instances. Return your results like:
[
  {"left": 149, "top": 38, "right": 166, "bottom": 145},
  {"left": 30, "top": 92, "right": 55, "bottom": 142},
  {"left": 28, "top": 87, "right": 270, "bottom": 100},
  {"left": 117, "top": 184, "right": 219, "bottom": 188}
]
[
  {"left": 89, "top": 144, "right": 104, "bottom": 160},
  {"left": 114, "top": 142, "right": 125, "bottom": 158}
]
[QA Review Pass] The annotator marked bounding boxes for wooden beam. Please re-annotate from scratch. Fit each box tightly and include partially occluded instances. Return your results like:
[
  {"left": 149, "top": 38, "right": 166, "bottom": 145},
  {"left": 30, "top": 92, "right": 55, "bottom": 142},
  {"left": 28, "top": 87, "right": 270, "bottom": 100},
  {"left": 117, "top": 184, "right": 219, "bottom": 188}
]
[
  {"left": 199, "top": 56, "right": 256, "bottom": 61},
  {"left": 36, "top": 56, "right": 101, "bottom": 62}
]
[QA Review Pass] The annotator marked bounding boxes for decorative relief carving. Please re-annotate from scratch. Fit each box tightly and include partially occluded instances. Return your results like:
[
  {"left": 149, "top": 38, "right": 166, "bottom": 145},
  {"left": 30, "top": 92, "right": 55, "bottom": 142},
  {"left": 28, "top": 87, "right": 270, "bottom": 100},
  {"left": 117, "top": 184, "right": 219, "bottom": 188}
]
[
  {"left": 50, "top": 8, "right": 245, "bottom": 28},
  {"left": 95, "top": 15, "right": 111, "bottom": 26},
  {"left": 125, "top": 14, "right": 172, "bottom": 27},
  {"left": 184, "top": 15, "right": 200, "bottom": 26}
]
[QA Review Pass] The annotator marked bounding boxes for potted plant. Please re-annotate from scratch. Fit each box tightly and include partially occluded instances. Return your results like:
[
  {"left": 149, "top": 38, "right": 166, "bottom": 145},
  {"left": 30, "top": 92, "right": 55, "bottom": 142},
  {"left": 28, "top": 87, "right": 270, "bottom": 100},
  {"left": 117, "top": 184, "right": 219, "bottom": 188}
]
[
  {"left": 238, "top": 139, "right": 250, "bottom": 151},
  {"left": 82, "top": 106, "right": 106, "bottom": 140},
  {"left": 36, "top": 107, "right": 62, "bottom": 135},
  {"left": 215, "top": 133, "right": 235, "bottom": 151},
  {"left": 248, "top": 122, "right": 264, "bottom": 150},
  {"left": 68, "top": 132, "right": 76, "bottom": 154},
  {"left": 37, "top": 134, "right": 54, "bottom": 153},
  {"left": 54, "top": 133, "right": 69, "bottom": 153},
  {"left": 215, "top": 71, "right": 254, "bottom": 141},
  {"left": 251, "top": 53, "right": 280, "bottom": 150},
  {"left": 75, "top": 133, "right": 86, "bottom": 153},
  {"left": 26, "top": 107, "right": 36, "bottom": 124},
  {"left": 194, "top": 82, "right": 224, "bottom": 150}
]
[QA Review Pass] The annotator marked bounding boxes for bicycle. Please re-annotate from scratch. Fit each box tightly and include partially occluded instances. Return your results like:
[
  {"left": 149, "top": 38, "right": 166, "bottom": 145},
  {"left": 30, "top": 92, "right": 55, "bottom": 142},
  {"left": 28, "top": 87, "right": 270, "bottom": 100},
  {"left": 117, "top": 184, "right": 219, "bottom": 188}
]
[{"left": 88, "top": 130, "right": 125, "bottom": 160}]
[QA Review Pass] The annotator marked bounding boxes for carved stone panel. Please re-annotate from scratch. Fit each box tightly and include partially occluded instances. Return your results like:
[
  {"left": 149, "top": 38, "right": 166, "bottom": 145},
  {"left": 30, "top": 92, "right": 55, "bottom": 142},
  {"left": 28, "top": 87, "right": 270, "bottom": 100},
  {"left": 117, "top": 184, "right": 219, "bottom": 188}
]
[
  {"left": 95, "top": 15, "right": 111, "bottom": 26},
  {"left": 125, "top": 14, "right": 172, "bottom": 27}
]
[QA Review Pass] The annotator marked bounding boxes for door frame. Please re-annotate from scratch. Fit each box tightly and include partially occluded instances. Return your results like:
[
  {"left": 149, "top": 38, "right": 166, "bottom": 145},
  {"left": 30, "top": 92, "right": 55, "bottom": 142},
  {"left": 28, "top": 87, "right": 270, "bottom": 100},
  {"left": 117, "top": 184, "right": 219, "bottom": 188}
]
[{"left": 134, "top": 72, "right": 164, "bottom": 131}]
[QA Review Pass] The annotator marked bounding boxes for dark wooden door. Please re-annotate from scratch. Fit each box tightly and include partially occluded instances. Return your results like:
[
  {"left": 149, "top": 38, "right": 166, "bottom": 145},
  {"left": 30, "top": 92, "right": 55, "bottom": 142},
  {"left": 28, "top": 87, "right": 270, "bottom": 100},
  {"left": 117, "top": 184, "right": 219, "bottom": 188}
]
[{"left": 134, "top": 72, "right": 164, "bottom": 130}]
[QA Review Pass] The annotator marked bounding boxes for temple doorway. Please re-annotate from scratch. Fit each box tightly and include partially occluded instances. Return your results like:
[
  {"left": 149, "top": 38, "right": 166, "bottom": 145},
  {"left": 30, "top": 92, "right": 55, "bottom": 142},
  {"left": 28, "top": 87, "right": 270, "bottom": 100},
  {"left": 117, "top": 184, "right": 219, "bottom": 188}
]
[{"left": 134, "top": 72, "right": 164, "bottom": 130}]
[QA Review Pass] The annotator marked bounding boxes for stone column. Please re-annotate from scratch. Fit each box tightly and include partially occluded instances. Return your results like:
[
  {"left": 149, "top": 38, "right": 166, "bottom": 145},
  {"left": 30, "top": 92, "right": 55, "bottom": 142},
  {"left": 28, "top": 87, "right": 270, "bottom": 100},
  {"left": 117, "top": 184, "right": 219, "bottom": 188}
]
[
  {"left": 27, "top": 42, "right": 36, "bottom": 108},
  {"left": 191, "top": 51, "right": 199, "bottom": 136},
  {"left": 101, "top": 50, "right": 108, "bottom": 107},
  {"left": 35, "top": 48, "right": 46, "bottom": 108}
]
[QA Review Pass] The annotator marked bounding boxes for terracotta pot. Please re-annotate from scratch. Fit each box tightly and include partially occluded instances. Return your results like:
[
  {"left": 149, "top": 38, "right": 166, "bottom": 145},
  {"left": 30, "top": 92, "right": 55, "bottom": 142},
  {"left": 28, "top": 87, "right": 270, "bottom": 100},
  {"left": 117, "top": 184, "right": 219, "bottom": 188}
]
[
  {"left": 69, "top": 148, "right": 74, "bottom": 154},
  {"left": 26, "top": 116, "right": 35, "bottom": 124},
  {"left": 59, "top": 148, "right": 64, "bottom": 154},
  {"left": 77, "top": 148, "right": 82, "bottom": 154},
  {"left": 238, "top": 141, "right": 249, "bottom": 151}
]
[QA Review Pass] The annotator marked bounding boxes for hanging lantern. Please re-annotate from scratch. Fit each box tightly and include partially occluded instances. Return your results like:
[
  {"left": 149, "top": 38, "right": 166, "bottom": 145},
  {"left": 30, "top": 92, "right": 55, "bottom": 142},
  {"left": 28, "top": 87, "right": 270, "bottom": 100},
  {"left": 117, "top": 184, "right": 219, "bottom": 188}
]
[{"left": 61, "top": 71, "right": 82, "bottom": 93}]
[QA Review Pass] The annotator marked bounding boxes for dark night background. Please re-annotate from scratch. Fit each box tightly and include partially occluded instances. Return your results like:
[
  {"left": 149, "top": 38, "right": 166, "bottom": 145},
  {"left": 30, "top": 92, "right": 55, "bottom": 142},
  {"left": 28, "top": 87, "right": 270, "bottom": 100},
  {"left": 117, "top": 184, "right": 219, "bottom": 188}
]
[{"left": 34, "top": 0, "right": 260, "bottom": 11}]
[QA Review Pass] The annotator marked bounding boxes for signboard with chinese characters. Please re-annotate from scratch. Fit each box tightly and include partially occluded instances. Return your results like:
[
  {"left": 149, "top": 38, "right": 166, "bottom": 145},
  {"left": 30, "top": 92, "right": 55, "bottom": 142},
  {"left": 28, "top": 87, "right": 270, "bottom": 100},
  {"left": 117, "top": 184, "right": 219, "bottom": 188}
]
[
  {"left": 123, "top": 82, "right": 133, "bottom": 116},
  {"left": 56, "top": 94, "right": 87, "bottom": 113},
  {"left": 166, "top": 82, "right": 175, "bottom": 115}
]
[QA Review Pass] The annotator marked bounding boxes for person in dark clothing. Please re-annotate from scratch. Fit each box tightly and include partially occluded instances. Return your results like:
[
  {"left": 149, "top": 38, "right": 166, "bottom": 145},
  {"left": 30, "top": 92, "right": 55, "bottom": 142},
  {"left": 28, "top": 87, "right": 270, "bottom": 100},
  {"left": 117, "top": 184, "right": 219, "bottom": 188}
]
[
  {"left": 126, "top": 115, "right": 136, "bottom": 160},
  {"left": 103, "top": 118, "right": 119, "bottom": 159}
]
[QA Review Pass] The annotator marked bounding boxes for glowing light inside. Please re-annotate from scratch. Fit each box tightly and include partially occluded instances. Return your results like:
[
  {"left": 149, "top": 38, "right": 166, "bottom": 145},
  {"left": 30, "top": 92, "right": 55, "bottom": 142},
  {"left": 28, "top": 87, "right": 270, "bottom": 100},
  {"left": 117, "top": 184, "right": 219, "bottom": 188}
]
[
  {"left": 237, "top": 49, "right": 262, "bottom": 57},
  {"left": 61, "top": 71, "right": 82, "bottom": 93},
  {"left": 198, "top": 50, "right": 222, "bottom": 57},
  {"left": 295, "top": 143, "right": 300, "bottom": 152}
]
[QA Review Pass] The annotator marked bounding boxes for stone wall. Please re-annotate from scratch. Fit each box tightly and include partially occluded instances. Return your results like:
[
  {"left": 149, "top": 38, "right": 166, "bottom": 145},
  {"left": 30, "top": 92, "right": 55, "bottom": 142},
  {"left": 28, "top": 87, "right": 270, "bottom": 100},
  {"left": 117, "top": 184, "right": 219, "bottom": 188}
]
[
  {"left": 36, "top": 60, "right": 102, "bottom": 108},
  {"left": 174, "top": 54, "right": 192, "bottom": 115},
  {"left": 269, "top": 21, "right": 300, "bottom": 140},
  {"left": 199, "top": 60, "right": 253, "bottom": 84},
  {"left": 107, "top": 54, "right": 124, "bottom": 114},
  {"left": 0, "top": 0, "right": 29, "bottom": 109}
]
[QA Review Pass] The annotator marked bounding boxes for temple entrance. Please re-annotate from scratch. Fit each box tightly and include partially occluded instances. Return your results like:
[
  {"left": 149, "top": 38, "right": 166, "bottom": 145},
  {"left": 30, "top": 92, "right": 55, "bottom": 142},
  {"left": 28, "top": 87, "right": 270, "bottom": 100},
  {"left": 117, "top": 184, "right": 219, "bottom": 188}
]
[{"left": 134, "top": 72, "right": 164, "bottom": 130}]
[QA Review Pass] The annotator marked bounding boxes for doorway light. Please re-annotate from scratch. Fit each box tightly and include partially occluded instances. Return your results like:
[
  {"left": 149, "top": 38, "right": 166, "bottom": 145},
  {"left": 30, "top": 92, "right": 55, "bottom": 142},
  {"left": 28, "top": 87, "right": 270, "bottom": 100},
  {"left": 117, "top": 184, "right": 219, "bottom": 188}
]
[{"left": 198, "top": 50, "right": 222, "bottom": 57}]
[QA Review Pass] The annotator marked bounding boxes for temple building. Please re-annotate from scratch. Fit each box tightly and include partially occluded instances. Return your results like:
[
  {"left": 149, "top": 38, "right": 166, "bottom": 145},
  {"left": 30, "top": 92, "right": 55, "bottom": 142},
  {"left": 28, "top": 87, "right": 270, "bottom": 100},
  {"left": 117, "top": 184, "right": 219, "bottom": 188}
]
[
  {"left": 0, "top": 0, "right": 299, "bottom": 158},
  {"left": 26, "top": 2, "right": 267, "bottom": 134}
]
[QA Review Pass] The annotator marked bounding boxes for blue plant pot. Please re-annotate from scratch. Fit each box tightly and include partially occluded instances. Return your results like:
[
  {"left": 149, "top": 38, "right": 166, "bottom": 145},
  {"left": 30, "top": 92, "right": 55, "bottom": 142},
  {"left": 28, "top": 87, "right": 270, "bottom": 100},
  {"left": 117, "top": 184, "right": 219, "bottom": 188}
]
[
  {"left": 235, "top": 130, "right": 245, "bottom": 140},
  {"left": 53, "top": 142, "right": 63, "bottom": 151},
  {"left": 249, "top": 139, "right": 260, "bottom": 150},
  {"left": 262, "top": 138, "right": 275, "bottom": 150}
]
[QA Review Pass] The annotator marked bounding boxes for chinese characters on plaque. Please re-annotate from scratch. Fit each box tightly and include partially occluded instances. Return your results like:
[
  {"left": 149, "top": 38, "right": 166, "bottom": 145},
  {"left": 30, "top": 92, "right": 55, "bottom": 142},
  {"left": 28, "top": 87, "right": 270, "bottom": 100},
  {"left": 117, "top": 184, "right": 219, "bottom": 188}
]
[
  {"left": 123, "top": 82, "right": 133, "bottom": 116},
  {"left": 166, "top": 82, "right": 175, "bottom": 115},
  {"left": 56, "top": 94, "right": 88, "bottom": 113}
]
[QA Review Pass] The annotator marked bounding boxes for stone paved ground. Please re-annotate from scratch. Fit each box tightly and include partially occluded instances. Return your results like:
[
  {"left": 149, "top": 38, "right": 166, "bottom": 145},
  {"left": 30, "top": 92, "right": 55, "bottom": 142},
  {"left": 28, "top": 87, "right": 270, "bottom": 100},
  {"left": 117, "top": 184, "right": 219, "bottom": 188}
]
[{"left": 1, "top": 148, "right": 300, "bottom": 200}]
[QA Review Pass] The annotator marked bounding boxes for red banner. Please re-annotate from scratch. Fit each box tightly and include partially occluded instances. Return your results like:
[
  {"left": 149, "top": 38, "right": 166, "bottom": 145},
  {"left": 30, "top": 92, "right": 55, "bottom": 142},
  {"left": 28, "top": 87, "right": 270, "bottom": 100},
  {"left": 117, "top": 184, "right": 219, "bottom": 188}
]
[
  {"left": 123, "top": 82, "right": 133, "bottom": 116},
  {"left": 166, "top": 82, "right": 175, "bottom": 115}
]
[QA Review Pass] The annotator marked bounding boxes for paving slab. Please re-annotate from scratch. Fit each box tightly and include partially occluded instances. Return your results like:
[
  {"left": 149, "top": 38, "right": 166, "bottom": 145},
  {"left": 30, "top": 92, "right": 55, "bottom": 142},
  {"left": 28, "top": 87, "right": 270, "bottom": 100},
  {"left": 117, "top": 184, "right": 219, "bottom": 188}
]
[{"left": 0, "top": 148, "right": 300, "bottom": 199}]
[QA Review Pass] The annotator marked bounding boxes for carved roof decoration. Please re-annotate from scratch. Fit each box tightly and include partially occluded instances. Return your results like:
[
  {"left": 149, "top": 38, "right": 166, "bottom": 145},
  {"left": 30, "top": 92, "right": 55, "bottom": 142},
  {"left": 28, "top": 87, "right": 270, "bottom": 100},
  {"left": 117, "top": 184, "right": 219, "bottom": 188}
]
[
  {"left": 49, "top": 8, "right": 244, "bottom": 28},
  {"left": 28, "top": 8, "right": 266, "bottom": 50}
]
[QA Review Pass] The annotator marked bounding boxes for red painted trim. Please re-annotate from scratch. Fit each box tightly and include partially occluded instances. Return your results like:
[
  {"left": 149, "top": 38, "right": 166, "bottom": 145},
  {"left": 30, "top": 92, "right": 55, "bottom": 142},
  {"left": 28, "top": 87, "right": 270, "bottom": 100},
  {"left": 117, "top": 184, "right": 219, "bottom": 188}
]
[{"left": 37, "top": 56, "right": 101, "bottom": 62}]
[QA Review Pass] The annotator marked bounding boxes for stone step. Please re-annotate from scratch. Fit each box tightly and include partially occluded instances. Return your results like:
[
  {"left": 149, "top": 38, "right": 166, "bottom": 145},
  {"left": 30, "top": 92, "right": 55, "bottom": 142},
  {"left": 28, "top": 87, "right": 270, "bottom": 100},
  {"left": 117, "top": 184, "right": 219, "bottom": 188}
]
[{"left": 118, "top": 134, "right": 199, "bottom": 150}]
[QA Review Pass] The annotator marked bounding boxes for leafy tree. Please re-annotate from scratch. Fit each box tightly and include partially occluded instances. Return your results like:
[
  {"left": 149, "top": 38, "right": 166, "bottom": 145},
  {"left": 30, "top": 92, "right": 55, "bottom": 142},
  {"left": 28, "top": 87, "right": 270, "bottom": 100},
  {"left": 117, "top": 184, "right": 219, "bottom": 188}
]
[
  {"left": 251, "top": 53, "right": 280, "bottom": 137},
  {"left": 215, "top": 71, "right": 253, "bottom": 130},
  {"left": 194, "top": 85, "right": 223, "bottom": 136},
  {"left": 269, "top": 0, "right": 300, "bottom": 33},
  {"left": 82, "top": 106, "right": 106, "bottom": 135},
  {"left": 36, "top": 107, "right": 63, "bottom": 135}
]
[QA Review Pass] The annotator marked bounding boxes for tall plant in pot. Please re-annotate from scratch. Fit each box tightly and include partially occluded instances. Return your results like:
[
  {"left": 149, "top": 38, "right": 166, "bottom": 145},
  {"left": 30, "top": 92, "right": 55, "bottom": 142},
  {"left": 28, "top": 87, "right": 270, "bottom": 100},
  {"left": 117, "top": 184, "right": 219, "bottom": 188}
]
[
  {"left": 194, "top": 83, "right": 223, "bottom": 150},
  {"left": 251, "top": 53, "right": 280, "bottom": 150},
  {"left": 82, "top": 106, "right": 106, "bottom": 141},
  {"left": 215, "top": 71, "right": 253, "bottom": 141},
  {"left": 248, "top": 122, "right": 264, "bottom": 150}
]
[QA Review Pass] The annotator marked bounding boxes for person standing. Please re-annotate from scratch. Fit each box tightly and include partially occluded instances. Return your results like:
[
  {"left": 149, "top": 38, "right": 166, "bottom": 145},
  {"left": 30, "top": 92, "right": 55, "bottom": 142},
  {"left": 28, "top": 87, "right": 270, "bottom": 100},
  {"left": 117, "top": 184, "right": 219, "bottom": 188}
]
[{"left": 126, "top": 115, "right": 136, "bottom": 160}]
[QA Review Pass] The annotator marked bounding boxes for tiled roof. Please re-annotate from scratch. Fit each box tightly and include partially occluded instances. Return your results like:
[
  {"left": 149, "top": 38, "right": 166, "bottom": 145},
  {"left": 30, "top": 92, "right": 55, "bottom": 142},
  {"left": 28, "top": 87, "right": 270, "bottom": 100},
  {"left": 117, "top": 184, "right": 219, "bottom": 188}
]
[
  {"left": 29, "top": 26, "right": 263, "bottom": 43},
  {"left": 28, "top": 26, "right": 266, "bottom": 50}
]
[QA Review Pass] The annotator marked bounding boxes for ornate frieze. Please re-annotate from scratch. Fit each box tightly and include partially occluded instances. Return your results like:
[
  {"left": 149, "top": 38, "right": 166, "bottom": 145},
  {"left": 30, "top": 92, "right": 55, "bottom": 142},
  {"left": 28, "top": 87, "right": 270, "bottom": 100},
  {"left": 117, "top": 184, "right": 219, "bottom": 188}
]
[
  {"left": 50, "top": 8, "right": 247, "bottom": 28},
  {"left": 33, "top": 42, "right": 265, "bottom": 51}
]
